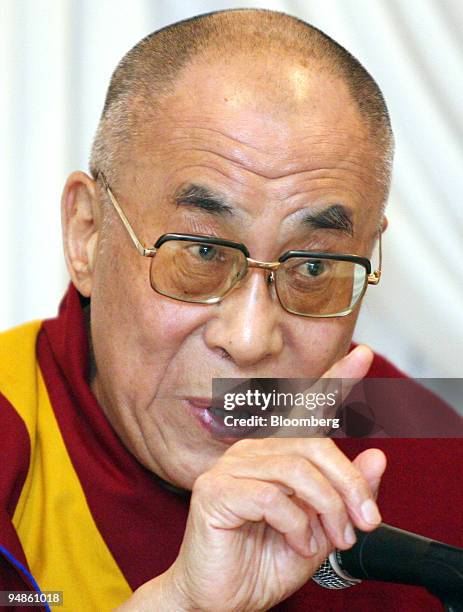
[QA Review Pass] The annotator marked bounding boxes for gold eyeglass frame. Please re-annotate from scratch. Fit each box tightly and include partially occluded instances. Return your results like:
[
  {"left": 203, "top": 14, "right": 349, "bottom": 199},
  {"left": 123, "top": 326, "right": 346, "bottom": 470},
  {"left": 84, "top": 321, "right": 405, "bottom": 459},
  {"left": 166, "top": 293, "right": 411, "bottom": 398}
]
[{"left": 97, "top": 172, "right": 382, "bottom": 317}]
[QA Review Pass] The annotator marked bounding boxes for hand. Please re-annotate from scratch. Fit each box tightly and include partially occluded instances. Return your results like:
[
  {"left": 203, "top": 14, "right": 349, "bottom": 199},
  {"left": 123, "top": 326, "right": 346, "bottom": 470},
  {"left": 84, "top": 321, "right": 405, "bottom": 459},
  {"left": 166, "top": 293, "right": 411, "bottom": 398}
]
[{"left": 120, "top": 346, "right": 387, "bottom": 611}]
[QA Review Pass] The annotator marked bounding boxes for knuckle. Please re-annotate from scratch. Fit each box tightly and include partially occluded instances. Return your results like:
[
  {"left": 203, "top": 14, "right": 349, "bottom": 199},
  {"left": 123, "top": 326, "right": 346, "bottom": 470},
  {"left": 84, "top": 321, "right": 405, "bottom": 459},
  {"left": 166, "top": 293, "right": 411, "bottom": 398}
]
[
  {"left": 310, "top": 439, "right": 337, "bottom": 460},
  {"left": 288, "top": 457, "right": 312, "bottom": 483},
  {"left": 343, "top": 470, "right": 366, "bottom": 493},
  {"left": 319, "top": 491, "right": 344, "bottom": 515},
  {"left": 292, "top": 509, "right": 310, "bottom": 532},
  {"left": 256, "top": 483, "right": 281, "bottom": 507},
  {"left": 193, "top": 471, "right": 236, "bottom": 507},
  {"left": 308, "top": 437, "right": 334, "bottom": 451}
]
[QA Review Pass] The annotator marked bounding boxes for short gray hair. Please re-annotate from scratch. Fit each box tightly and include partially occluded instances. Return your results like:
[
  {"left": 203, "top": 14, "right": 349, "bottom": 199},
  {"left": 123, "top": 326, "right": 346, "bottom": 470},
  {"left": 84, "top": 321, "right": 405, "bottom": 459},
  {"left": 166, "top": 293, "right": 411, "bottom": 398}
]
[{"left": 90, "top": 9, "right": 394, "bottom": 201}]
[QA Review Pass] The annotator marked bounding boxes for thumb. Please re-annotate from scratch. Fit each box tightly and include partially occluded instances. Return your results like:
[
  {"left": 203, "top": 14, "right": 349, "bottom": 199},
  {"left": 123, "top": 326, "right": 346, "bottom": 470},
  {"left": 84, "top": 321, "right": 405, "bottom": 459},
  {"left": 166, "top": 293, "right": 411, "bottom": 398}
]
[
  {"left": 353, "top": 448, "right": 387, "bottom": 500},
  {"left": 320, "top": 345, "right": 375, "bottom": 407},
  {"left": 323, "top": 344, "right": 374, "bottom": 380}
]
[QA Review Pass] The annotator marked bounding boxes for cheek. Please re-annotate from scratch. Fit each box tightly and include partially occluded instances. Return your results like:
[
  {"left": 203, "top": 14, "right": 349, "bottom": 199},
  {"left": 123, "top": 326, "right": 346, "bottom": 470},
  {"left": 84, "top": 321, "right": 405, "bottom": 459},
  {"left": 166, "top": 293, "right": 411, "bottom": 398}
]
[
  {"left": 290, "top": 316, "right": 356, "bottom": 377},
  {"left": 137, "top": 296, "right": 211, "bottom": 351},
  {"left": 90, "top": 248, "right": 211, "bottom": 392}
]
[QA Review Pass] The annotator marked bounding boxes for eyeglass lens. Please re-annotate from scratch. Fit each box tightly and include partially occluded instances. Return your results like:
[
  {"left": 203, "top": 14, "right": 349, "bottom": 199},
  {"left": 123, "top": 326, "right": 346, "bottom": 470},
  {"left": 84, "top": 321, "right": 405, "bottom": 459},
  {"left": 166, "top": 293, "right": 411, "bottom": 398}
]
[
  {"left": 150, "top": 239, "right": 367, "bottom": 316},
  {"left": 151, "top": 240, "right": 246, "bottom": 302},
  {"left": 275, "top": 257, "right": 367, "bottom": 316}
]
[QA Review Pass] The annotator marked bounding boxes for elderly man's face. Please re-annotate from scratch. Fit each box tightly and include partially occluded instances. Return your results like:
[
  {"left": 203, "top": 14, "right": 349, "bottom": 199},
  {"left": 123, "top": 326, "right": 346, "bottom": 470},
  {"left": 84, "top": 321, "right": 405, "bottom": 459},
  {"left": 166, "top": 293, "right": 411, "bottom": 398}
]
[{"left": 81, "top": 54, "right": 385, "bottom": 488}]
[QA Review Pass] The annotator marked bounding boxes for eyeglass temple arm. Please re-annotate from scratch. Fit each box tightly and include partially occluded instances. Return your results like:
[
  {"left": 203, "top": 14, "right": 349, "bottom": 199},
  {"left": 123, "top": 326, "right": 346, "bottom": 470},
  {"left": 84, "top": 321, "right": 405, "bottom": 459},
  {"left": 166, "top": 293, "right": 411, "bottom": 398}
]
[
  {"left": 98, "top": 172, "right": 156, "bottom": 257},
  {"left": 368, "top": 230, "right": 382, "bottom": 285}
]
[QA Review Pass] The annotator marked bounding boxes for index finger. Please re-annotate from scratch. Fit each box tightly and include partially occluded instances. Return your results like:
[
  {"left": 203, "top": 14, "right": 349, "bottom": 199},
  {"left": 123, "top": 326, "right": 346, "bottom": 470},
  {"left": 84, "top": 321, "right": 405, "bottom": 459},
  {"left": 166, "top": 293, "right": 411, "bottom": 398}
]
[{"left": 227, "top": 437, "right": 382, "bottom": 532}]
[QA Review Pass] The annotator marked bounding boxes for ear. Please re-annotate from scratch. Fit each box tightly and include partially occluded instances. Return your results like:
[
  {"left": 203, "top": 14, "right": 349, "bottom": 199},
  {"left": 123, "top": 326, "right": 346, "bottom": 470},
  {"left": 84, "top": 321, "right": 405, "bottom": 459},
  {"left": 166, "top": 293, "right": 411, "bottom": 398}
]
[
  {"left": 380, "top": 215, "right": 388, "bottom": 233},
  {"left": 61, "top": 171, "right": 101, "bottom": 297}
]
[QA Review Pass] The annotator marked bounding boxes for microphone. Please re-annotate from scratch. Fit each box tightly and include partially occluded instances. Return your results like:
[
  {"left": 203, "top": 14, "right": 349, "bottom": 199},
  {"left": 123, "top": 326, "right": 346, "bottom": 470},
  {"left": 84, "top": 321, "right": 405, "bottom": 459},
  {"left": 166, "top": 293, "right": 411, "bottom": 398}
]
[{"left": 312, "top": 523, "right": 463, "bottom": 608}]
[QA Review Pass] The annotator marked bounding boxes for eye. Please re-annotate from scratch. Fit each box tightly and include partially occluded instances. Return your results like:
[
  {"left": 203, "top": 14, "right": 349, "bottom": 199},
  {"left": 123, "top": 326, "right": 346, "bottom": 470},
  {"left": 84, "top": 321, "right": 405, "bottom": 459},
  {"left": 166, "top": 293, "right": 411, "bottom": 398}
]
[
  {"left": 302, "top": 260, "right": 326, "bottom": 277},
  {"left": 200, "top": 245, "right": 216, "bottom": 260},
  {"left": 190, "top": 244, "right": 219, "bottom": 261}
]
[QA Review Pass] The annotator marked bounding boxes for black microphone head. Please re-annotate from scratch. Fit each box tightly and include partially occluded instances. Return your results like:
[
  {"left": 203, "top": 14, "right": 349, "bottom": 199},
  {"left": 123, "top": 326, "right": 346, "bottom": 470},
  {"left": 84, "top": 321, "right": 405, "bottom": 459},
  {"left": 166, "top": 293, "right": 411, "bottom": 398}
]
[{"left": 312, "top": 523, "right": 463, "bottom": 606}]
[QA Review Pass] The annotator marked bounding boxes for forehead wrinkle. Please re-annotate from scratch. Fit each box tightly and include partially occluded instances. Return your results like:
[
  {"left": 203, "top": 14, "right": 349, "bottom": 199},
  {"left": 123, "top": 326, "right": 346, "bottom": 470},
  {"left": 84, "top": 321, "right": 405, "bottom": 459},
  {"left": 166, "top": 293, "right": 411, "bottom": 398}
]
[
  {"left": 171, "top": 140, "right": 303, "bottom": 182},
  {"left": 158, "top": 118, "right": 374, "bottom": 181},
  {"left": 158, "top": 138, "right": 379, "bottom": 223},
  {"left": 154, "top": 97, "right": 380, "bottom": 176},
  {"left": 280, "top": 169, "right": 374, "bottom": 198},
  {"left": 162, "top": 148, "right": 310, "bottom": 198},
  {"left": 166, "top": 161, "right": 256, "bottom": 201},
  {"left": 257, "top": 169, "right": 376, "bottom": 212},
  {"left": 266, "top": 159, "right": 383, "bottom": 210},
  {"left": 186, "top": 124, "right": 337, "bottom": 172},
  {"left": 177, "top": 123, "right": 273, "bottom": 155},
  {"left": 175, "top": 145, "right": 375, "bottom": 192}
]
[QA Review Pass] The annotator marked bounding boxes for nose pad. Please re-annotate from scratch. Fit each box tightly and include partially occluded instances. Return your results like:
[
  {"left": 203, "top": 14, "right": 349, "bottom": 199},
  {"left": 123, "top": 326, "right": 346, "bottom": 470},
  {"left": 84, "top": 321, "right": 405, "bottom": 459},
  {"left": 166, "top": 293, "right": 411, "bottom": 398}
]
[
  {"left": 231, "top": 266, "right": 274, "bottom": 296},
  {"left": 231, "top": 265, "right": 248, "bottom": 291}
]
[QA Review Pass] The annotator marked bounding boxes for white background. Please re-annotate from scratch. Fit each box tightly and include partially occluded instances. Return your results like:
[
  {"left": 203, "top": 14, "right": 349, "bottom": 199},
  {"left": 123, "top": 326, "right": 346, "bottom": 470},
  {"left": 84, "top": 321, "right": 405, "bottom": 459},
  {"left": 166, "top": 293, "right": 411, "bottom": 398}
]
[{"left": 1, "top": 0, "right": 462, "bottom": 379}]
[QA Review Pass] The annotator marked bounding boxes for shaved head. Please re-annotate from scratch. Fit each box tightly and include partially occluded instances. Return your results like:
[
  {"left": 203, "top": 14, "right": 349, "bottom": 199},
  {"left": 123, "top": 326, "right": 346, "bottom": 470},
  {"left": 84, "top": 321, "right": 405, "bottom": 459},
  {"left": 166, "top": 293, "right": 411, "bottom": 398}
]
[{"left": 90, "top": 9, "right": 393, "bottom": 194}]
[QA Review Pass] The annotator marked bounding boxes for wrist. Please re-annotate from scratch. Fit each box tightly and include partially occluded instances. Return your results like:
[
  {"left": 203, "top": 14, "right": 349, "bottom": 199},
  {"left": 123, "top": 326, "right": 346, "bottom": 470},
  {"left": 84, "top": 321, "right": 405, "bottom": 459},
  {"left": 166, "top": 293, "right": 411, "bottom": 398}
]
[{"left": 115, "top": 565, "right": 193, "bottom": 612}]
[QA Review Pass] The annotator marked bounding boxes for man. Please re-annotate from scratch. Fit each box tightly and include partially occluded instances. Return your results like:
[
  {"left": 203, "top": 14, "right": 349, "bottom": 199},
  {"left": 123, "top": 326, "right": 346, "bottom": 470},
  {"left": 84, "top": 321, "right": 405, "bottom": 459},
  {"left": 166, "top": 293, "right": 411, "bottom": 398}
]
[{"left": 0, "top": 9, "right": 461, "bottom": 611}]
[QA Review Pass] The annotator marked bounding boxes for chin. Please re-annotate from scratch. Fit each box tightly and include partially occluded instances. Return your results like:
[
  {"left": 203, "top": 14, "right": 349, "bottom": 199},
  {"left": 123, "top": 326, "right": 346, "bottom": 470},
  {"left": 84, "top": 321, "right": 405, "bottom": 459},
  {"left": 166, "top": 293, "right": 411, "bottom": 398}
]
[{"left": 148, "top": 437, "right": 227, "bottom": 490}]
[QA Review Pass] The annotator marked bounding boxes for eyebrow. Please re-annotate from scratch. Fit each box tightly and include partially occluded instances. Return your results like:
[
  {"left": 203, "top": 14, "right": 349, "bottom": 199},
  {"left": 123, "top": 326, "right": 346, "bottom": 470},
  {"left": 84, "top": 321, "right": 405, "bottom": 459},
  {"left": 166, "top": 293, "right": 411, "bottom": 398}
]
[
  {"left": 174, "top": 184, "right": 234, "bottom": 216},
  {"left": 174, "top": 185, "right": 353, "bottom": 235},
  {"left": 301, "top": 204, "right": 354, "bottom": 236}
]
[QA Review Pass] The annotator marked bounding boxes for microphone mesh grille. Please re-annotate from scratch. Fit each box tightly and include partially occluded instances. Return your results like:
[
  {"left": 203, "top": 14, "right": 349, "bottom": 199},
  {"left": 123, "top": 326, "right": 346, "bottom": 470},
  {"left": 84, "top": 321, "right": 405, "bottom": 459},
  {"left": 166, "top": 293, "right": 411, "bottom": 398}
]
[{"left": 312, "top": 552, "right": 361, "bottom": 590}]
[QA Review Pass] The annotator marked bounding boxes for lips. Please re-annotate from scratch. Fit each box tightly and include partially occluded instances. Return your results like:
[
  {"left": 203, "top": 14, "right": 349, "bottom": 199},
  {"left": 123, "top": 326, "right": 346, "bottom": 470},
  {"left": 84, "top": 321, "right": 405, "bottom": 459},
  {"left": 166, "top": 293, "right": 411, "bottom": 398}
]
[{"left": 185, "top": 398, "right": 264, "bottom": 439}]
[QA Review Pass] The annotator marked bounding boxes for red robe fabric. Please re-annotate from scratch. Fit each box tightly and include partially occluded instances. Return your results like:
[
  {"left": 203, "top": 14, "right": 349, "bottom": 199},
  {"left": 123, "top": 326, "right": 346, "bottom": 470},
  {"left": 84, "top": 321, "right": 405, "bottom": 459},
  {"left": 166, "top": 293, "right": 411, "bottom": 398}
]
[{"left": 1, "top": 284, "right": 462, "bottom": 610}]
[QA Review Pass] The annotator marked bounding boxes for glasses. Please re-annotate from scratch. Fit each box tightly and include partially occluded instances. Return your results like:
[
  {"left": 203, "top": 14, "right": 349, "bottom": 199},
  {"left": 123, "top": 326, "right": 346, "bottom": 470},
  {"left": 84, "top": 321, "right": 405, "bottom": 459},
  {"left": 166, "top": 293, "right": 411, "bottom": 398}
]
[{"left": 98, "top": 173, "right": 381, "bottom": 318}]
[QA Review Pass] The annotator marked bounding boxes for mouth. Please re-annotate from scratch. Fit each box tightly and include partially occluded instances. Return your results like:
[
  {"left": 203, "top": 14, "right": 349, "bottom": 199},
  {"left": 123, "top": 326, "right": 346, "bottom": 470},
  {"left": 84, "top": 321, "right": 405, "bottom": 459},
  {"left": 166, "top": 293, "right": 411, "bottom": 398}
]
[{"left": 185, "top": 398, "right": 265, "bottom": 440}]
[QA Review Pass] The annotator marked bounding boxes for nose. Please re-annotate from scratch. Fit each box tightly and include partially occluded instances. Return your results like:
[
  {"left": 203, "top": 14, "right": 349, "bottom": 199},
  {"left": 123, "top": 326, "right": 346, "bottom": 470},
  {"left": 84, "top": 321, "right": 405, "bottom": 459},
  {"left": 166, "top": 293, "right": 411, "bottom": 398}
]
[{"left": 203, "top": 270, "right": 284, "bottom": 368}]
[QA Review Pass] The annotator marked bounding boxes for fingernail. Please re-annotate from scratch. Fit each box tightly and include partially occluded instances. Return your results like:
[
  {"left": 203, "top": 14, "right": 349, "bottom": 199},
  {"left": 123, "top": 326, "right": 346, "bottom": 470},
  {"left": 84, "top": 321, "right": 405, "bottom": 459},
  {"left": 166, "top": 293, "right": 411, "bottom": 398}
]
[
  {"left": 344, "top": 523, "right": 356, "bottom": 545},
  {"left": 309, "top": 535, "right": 319, "bottom": 554},
  {"left": 361, "top": 499, "right": 381, "bottom": 525},
  {"left": 345, "top": 345, "right": 366, "bottom": 362}
]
